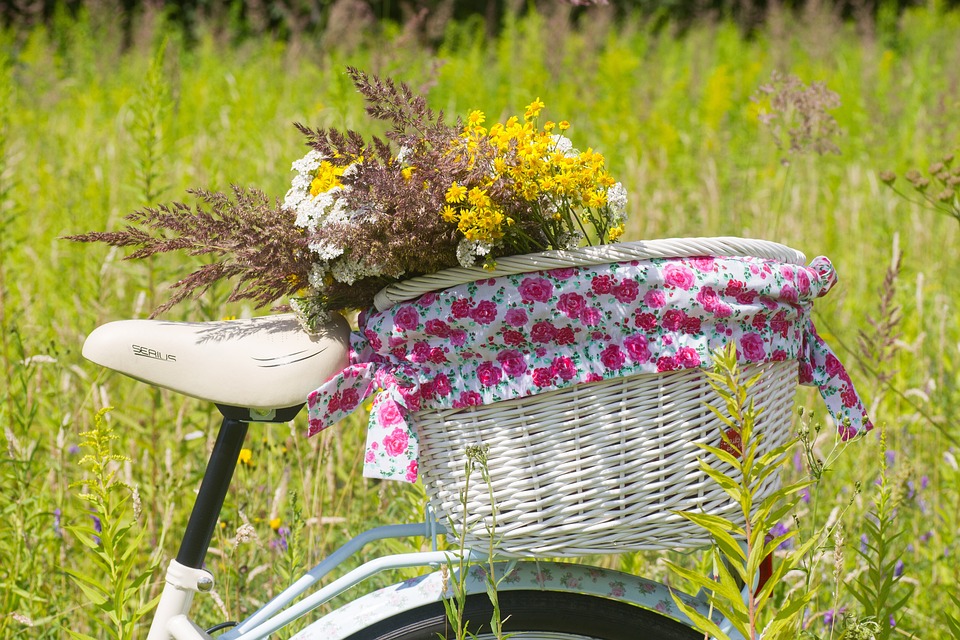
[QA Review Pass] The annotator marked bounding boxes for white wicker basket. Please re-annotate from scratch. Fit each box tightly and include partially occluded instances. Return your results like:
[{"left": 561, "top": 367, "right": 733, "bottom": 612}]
[{"left": 380, "top": 238, "right": 805, "bottom": 557}]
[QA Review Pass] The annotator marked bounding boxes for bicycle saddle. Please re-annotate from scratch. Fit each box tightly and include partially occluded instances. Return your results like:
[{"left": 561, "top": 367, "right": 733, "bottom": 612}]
[{"left": 82, "top": 314, "right": 351, "bottom": 416}]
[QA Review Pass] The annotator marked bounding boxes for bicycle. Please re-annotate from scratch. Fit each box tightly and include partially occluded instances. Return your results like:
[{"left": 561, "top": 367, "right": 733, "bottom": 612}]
[{"left": 81, "top": 237, "right": 868, "bottom": 640}]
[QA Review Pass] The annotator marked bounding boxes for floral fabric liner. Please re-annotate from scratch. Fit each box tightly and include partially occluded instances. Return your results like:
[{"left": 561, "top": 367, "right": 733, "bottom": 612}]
[{"left": 306, "top": 254, "right": 873, "bottom": 482}]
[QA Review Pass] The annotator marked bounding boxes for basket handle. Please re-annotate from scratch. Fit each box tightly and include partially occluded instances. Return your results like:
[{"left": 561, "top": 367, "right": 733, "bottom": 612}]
[{"left": 373, "top": 236, "right": 807, "bottom": 311}]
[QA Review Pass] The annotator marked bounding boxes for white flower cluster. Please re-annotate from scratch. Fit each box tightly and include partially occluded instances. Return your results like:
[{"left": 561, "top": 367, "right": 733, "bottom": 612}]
[{"left": 456, "top": 238, "right": 493, "bottom": 268}]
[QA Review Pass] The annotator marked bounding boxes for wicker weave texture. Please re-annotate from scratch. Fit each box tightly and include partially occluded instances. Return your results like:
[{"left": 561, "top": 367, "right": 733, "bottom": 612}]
[
  {"left": 416, "top": 361, "right": 798, "bottom": 557},
  {"left": 374, "top": 237, "right": 807, "bottom": 311}
]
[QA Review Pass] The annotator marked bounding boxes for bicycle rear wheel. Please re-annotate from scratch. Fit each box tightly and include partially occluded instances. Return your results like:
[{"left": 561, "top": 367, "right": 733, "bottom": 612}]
[{"left": 344, "top": 590, "right": 701, "bottom": 640}]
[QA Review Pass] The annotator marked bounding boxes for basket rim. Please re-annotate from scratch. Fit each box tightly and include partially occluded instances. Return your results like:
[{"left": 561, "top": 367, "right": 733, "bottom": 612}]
[{"left": 373, "top": 236, "right": 806, "bottom": 311}]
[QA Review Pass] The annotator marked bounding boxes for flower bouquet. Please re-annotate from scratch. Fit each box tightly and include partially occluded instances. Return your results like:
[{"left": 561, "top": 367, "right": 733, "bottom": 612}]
[{"left": 70, "top": 67, "right": 627, "bottom": 330}]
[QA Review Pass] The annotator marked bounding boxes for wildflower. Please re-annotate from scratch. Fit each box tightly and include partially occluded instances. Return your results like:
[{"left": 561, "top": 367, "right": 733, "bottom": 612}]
[
  {"left": 445, "top": 182, "right": 467, "bottom": 203},
  {"left": 269, "top": 517, "right": 282, "bottom": 531},
  {"left": 893, "top": 559, "right": 904, "bottom": 577},
  {"left": 524, "top": 97, "right": 545, "bottom": 120},
  {"left": 238, "top": 448, "right": 253, "bottom": 466},
  {"left": 467, "top": 110, "right": 485, "bottom": 127}
]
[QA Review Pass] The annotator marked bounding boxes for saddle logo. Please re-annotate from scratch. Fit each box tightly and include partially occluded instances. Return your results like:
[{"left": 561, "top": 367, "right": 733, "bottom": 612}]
[{"left": 132, "top": 344, "right": 177, "bottom": 362}]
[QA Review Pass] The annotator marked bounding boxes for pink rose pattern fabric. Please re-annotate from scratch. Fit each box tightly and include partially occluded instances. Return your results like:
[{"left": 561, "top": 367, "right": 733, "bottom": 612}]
[{"left": 306, "top": 255, "right": 873, "bottom": 482}]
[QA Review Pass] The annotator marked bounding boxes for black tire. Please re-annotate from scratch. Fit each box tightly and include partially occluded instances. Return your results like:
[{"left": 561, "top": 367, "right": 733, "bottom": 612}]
[{"left": 343, "top": 590, "right": 702, "bottom": 640}]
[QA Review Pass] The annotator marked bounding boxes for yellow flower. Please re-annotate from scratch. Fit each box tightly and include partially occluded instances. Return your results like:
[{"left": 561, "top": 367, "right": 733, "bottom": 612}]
[
  {"left": 269, "top": 517, "right": 282, "bottom": 531},
  {"left": 401, "top": 166, "right": 415, "bottom": 181},
  {"left": 524, "top": 97, "right": 545, "bottom": 120},
  {"left": 543, "top": 121, "right": 556, "bottom": 133},
  {"left": 467, "top": 110, "right": 486, "bottom": 126},
  {"left": 609, "top": 224, "right": 625, "bottom": 241},
  {"left": 440, "top": 205, "right": 458, "bottom": 222},
  {"left": 310, "top": 160, "right": 346, "bottom": 196},
  {"left": 237, "top": 448, "right": 253, "bottom": 466},
  {"left": 445, "top": 182, "right": 467, "bottom": 203},
  {"left": 559, "top": 120, "right": 571, "bottom": 131}
]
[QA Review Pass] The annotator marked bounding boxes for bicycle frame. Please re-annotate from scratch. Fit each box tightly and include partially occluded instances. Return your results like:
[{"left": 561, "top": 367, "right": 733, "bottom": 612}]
[{"left": 144, "top": 406, "right": 749, "bottom": 640}]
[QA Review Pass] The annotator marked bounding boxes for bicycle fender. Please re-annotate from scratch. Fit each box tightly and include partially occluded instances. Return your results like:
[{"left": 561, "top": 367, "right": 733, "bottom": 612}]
[{"left": 290, "top": 560, "right": 721, "bottom": 639}]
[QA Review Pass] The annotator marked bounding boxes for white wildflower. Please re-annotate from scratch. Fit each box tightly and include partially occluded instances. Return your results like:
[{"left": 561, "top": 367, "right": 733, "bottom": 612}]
[
  {"left": 606, "top": 182, "right": 628, "bottom": 218},
  {"left": 550, "top": 134, "right": 577, "bottom": 157},
  {"left": 456, "top": 239, "right": 478, "bottom": 267},
  {"left": 309, "top": 240, "right": 344, "bottom": 261}
]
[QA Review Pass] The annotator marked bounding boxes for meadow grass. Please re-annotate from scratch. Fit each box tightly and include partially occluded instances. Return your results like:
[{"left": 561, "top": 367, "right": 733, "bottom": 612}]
[{"left": 2, "top": 3, "right": 960, "bottom": 636}]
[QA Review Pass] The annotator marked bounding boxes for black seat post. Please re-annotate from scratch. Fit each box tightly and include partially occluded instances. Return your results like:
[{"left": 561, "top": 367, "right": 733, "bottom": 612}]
[{"left": 175, "top": 415, "right": 249, "bottom": 569}]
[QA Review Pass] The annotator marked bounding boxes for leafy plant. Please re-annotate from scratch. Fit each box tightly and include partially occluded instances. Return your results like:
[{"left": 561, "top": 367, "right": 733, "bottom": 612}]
[
  {"left": 667, "top": 344, "right": 820, "bottom": 639},
  {"left": 64, "top": 408, "right": 162, "bottom": 640}
]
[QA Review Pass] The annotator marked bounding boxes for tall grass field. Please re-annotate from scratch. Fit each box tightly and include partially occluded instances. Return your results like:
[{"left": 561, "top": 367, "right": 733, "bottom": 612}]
[{"left": 3, "top": 3, "right": 960, "bottom": 637}]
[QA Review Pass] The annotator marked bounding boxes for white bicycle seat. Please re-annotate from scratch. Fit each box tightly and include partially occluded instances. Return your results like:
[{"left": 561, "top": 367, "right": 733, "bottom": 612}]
[{"left": 82, "top": 314, "right": 351, "bottom": 415}]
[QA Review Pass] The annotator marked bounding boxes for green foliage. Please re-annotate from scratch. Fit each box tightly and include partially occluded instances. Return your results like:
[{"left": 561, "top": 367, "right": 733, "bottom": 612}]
[
  {"left": 668, "top": 344, "right": 819, "bottom": 639},
  {"left": 64, "top": 408, "right": 161, "bottom": 640},
  {"left": 845, "top": 426, "right": 914, "bottom": 639}
]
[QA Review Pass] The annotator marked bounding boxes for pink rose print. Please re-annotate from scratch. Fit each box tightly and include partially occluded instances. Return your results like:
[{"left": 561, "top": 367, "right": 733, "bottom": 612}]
[
  {"left": 411, "top": 341, "right": 431, "bottom": 363},
  {"left": 691, "top": 256, "right": 716, "bottom": 271},
  {"left": 771, "top": 311, "right": 790, "bottom": 338},
  {"left": 591, "top": 274, "right": 614, "bottom": 294},
  {"left": 433, "top": 373, "right": 452, "bottom": 396},
  {"left": 771, "top": 348, "right": 788, "bottom": 361},
  {"left": 378, "top": 399, "right": 404, "bottom": 427},
  {"left": 340, "top": 388, "right": 360, "bottom": 411},
  {"left": 643, "top": 289, "right": 666, "bottom": 309},
  {"left": 504, "top": 308, "right": 528, "bottom": 327},
  {"left": 531, "top": 321, "right": 558, "bottom": 343},
  {"left": 752, "top": 313, "right": 767, "bottom": 331},
  {"left": 780, "top": 283, "right": 798, "bottom": 304},
  {"left": 613, "top": 279, "right": 640, "bottom": 303},
  {"left": 425, "top": 319, "right": 451, "bottom": 337},
  {"left": 503, "top": 329, "right": 527, "bottom": 347},
  {"left": 394, "top": 306, "right": 420, "bottom": 331},
  {"left": 450, "top": 329, "right": 468, "bottom": 346},
  {"left": 713, "top": 303, "right": 733, "bottom": 319},
  {"left": 662, "top": 309, "right": 686, "bottom": 332},
  {"left": 635, "top": 312, "right": 657, "bottom": 331},
  {"left": 553, "top": 356, "right": 577, "bottom": 380},
  {"left": 677, "top": 346, "right": 701, "bottom": 368},
  {"left": 451, "top": 298, "right": 472, "bottom": 319},
  {"left": 798, "top": 361, "right": 814, "bottom": 384},
  {"left": 364, "top": 328, "right": 382, "bottom": 350},
  {"left": 453, "top": 390, "right": 483, "bottom": 407},
  {"left": 429, "top": 347, "right": 447, "bottom": 364},
  {"left": 470, "top": 300, "right": 499, "bottom": 325},
  {"left": 841, "top": 385, "right": 859, "bottom": 408},
  {"left": 600, "top": 344, "right": 626, "bottom": 370},
  {"left": 780, "top": 265, "right": 795, "bottom": 280},
  {"left": 518, "top": 277, "right": 553, "bottom": 303},
  {"left": 555, "top": 327, "right": 576, "bottom": 345},
  {"left": 405, "top": 459, "right": 418, "bottom": 483},
  {"left": 624, "top": 335, "right": 651, "bottom": 363},
  {"left": 696, "top": 287, "right": 720, "bottom": 312},
  {"left": 532, "top": 366, "right": 555, "bottom": 387},
  {"left": 557, "top": 292, "right": 587, "bottom": 318},
  {"left": 551, "top": 267, "right": 577, "bottom": 279},
  {"left": 657, "top": 356, "right": 680, "bottom": 372},
  {"left": 824, "top": 354, "right": 844, "bottom": 378},
  {"left": 383, "top": 428, "right": 409, "bottom": 457},
  {"left": 580, "top": 307, "right": 602, "bottom": 326},
  {"left": 796, "top": 268, "right": 811, "bottom": 294},
  {"left": 477, "top": 361, "right": 503, "bottom": 387},
  {"left": 497, "top": 349, "right": 528, "bottom": 377},
  {"left": 503, "top": 329, "right": 526, "bottom": 346},
  {"left": 663, "top": 263, "right": 695, "bottom": 290},
  {"left": 740, "top": 332, "right": 766, "bottom": 361},
  {"left": 682, "top": 316, "right": 702, "bottom": 334},
  {"left": 416, "top": 292, "right": 438, "bottom": 307}
]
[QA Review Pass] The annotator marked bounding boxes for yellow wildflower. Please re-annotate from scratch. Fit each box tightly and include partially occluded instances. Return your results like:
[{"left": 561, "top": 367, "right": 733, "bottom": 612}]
[
  {"left": 401, "top": 166, "right": 415, "bottom": 181},
  {"left": 559, "top": 120, "right": 571, "bottom": 131},
  {"left": 524, "top": 97, "right": 545, "bottom": 120},
  {"left": 440, "top": 205, "right": 458, "bottom": 223},
  {"left": 467, "top": 110, "right": 486, "bottom": 127},
  {"left": 445, "top": 182, "right": 468, "bottom": 203},
  {"left": 609, "top": 224, "right": 625, "bottom": 241},
  {"left": 238, "top": 448, "right": 253, "bottom": 466},
  {"left": 269, "top": 517, "right": 282, "bottom": 531}
]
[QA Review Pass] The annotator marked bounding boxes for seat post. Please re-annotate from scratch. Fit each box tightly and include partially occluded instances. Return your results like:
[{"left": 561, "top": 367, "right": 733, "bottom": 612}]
[{"left": 175, "top": 415, "right": 249, "bottom": 569}]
